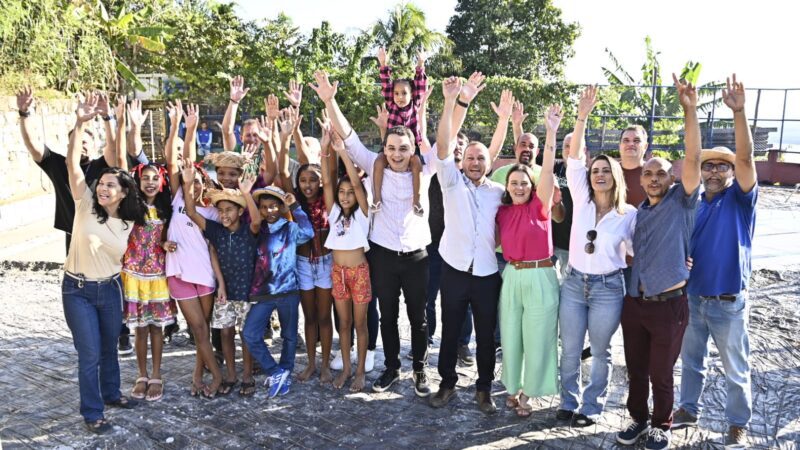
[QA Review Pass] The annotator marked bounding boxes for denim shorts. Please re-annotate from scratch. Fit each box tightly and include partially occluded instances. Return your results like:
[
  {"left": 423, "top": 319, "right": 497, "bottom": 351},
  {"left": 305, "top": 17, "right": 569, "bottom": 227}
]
[{"left": 296, "top": 253, "right": 333, "bottom": 290}]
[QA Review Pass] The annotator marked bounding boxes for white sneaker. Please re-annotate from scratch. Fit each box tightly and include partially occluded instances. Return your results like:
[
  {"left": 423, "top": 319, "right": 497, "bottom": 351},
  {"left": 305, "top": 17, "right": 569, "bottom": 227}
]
[
  {"left": 364, "top": 350, "right": 375, "bottom": 373},
  {"left": 330, "top": 350, "right": 343, "bottom": 370}
]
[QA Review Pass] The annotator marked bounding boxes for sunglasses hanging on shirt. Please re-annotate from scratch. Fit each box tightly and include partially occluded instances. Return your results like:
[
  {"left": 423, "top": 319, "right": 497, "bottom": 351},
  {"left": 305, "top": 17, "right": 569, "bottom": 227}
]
[{"left": 585, "top": 229, "right": 597, "bottom": 254}]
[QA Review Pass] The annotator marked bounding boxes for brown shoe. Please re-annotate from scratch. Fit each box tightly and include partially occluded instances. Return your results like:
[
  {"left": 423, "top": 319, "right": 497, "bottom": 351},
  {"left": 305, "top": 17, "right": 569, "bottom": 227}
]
[
  {"left": 475, "top": 391, "right": 497, "bottom": 415},
  {"left": 725, "top": 425, "right": 747, "bottom": 448},
  {"left": 429, "top": 386, "right": 457, "bottom": 408}
]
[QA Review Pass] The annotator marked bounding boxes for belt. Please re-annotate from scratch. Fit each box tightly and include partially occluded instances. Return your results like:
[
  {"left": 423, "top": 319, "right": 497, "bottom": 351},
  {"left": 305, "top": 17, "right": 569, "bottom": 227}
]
[
  {"left": 700, "top": 293, "right": 739, "bottom": 302},
  {"left": 639, "top": 287, "right": 685, "bottom": 302},
  {"left": 509, "top": 258, "right": 554, "bottom": 269},
  {"left": 65, "top": 271, "right": 118, "bottom": 288}
]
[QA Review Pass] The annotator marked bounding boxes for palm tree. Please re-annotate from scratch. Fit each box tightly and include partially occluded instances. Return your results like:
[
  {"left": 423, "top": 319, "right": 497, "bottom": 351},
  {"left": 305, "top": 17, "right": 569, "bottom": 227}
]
[{"left": 373, "top": 3, "right": 452, "bottom": 75}]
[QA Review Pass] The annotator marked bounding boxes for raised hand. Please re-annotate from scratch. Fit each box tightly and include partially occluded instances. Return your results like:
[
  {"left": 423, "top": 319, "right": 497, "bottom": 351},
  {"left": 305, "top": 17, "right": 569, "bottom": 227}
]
[
  {"left": 722, "top": 73, "right": 745, "bottom": 113},
  {"left": 114, "top": 95, "right": 126, "bottom": 121},
  {"left": 308, "top": 70, "right": 339, "bottom": 103},
  {"left": 672, "top": 73, "right": 698, "bottom": 110},
  {"left": 75, "top": 91, "right": 100, "bottom": 123},
  {"left": 369, "top": 104, "right": 389, "bottom": 129},
  {"left": 417, "top": 49, "right": 425, "bottom": 68},
  {"left": 95, "top": 92, "right": 111, "bottom": 119},
  {"left": 316, "top": 108, "right": 331, "bottom": 133},
  {"left": 283, "top": 79, "right": 303, "bottom": 108},
  {"left": 128, "top": 99, "right": 150, "bottom": 127},
  {"left": 284, "top": 192, "right": 297, "bottom": 207},
  {"left": 491, "top": 89, "right": 515, "bottom": 119},
  {"left": 264, "top": 94, "right": 280, "bottom": 121},
  {"left": 459, "top": 71, "right": 486, "bottom": 103},
  {"left": 330, "top": 128, "right": 346, "bottom": 154},
  {"left": 577, "top": 85, "right": 598, "bottom": 120},
  {"left": 255, "top": 116, "right": 272, "bottom": 142},
  {"left": 16, "top": 86, "right": 34, "bottom": 113},
  {"left": 545, "top": 104, "right": 563, "bottom": 133},
  {"left": 229, "top": 75, "right": 250, "bottom": 103},
  {"left": 377, "top": 47, "right": 387, "bottom": 67},
  {"left": 238, "top": 171, "right": 257, "bottom": 193},
  {"left": 241, "top": 143, "right": 259, "bottom": 162},
  {"left": 442, "top": 76, "right": 463, "bottom": 101},
  {"left": 184, "top": 103, "right": 199, "bottom": 130},
  {"left": 511, "top": 101, "right": 529, "bottom": 128},
  {"left": 166, "top": 99, "right": 184, "bottom": 128},
  {"left": 277, "top": 108, "right": 296, "bottom": 140},
  {"left": 181, "top": 157, "right": 196, "bottom": 184}
]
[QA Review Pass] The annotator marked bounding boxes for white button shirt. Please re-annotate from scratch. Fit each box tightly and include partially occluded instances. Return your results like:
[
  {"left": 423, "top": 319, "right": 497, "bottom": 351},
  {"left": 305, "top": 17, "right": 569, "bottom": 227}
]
[
  {"left": 344, "top": 132, "right": 434, "bottom": 252},
  {"left": 566, "top": 156, "right": 637, "bottom": 274},
  {"left": 434, "top": 153, "right": 504, "bottom": 276}
]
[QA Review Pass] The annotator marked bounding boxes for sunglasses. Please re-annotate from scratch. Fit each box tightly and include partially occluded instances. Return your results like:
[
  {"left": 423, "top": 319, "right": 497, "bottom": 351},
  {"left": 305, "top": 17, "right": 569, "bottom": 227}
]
[
  {"left": 701, "top": 162, "right": 732, "bottom": 173},
  {"left": 585, "top": 230, "right": 597, "bottom": 254}
]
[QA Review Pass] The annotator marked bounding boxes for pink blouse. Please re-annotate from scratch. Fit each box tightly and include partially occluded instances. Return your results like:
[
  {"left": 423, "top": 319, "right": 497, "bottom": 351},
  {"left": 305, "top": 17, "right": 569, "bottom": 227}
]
[{"left": 496, "top": 195, "right": 552, "bottom": 262}]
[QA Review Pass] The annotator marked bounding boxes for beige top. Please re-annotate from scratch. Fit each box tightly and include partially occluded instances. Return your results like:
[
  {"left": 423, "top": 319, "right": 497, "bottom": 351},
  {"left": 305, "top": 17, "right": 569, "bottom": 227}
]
[{"left": 65, "top": 187, "right": 134, "bottom": 279}]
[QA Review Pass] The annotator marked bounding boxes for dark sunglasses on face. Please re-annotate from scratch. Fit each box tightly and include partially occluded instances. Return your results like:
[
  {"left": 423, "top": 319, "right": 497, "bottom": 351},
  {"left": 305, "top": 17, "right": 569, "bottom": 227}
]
[
  {"left": 585, "top": 229, "right": 597, "bottom": 254},
  {"left": 701, "top": 162, "right": 732, "bottom": 173}
]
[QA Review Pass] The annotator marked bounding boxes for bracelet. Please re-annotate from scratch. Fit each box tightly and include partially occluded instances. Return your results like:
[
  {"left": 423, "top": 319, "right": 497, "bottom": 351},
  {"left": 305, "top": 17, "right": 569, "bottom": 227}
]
[
  {"left": 576, "top": 117, "right": 586, "bottom": 123},
  {"left": 102, "top": 115, "right": 112, "bottom": 121},
  {"left": 456, "top": 98, "right": 469, "bottom": 109},
  {"left": 230, "top": 98, "right": 239, "bottom": 104},
  {"left": 18, "top": 110, "right": 30, "bottom": 118}
]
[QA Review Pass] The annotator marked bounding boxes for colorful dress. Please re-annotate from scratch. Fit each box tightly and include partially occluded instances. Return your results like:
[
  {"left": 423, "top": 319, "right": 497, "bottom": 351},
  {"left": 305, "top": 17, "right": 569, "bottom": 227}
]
[{"left": 122, "top": 205, "right": 177, "bottom": 327}]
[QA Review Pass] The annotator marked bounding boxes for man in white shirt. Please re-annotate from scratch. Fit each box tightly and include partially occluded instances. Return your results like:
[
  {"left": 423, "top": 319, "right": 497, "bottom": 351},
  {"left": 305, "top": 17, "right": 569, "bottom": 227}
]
[
  {"left": 309, "top": 70, "right": 434, "bottom": 397},
  {"left": 428, "top": 76, "right": 506, "bottom": 414}
]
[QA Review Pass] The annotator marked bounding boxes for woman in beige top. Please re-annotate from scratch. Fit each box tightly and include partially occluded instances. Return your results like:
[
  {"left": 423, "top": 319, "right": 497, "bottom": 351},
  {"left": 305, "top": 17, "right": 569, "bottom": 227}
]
[{"left": 62, "top": 92, "right": 146, "bottom": 434}]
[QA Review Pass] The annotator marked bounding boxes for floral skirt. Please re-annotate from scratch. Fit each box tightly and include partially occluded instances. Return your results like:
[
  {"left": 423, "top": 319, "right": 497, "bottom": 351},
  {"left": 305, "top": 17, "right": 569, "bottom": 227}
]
[{"left": 121, "top": 270, "right": 177, "bottom": 328}]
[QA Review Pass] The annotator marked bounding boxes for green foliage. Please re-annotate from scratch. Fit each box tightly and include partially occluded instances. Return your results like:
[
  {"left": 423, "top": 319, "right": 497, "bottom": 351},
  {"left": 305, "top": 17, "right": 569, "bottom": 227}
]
[{"left": 446, "top": 0, "right": 579, "bottom": 80}]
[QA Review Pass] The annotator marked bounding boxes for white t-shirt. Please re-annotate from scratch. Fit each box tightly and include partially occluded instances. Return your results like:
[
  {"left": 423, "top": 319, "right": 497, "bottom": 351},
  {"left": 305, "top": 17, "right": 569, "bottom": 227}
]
[
  {"left": 165, "top": 187, "right": 219, "bottom": 287},
  {"left": 324, "top": 204, "right": 370, "bottom": 252}
]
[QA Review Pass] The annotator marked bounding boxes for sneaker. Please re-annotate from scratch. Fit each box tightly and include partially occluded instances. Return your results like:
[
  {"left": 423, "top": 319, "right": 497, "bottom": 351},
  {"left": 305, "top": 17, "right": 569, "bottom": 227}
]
[
  {"left": 330, "top": 349, "right": 355, "bottom": 371},
  {"left": 725, "top": 426, "right": 747, "bottom": 448},
  {"left": 414, "top": 370, "right": 431, "bottom": 397},
  {"left": 644, "top": 428, "right": 670, "bottom": 450},
  {"left": 364, "top": 350, "right": 375, "bottom": 373},
  {"left": 671, "top": 408, "right": 698, "bottom": 428},
  {"left": 267, "top": 368, "right": 289, "bottom": 398},
  {"left": 118, "top": 336, "right": 133, "bottom": 355},
  {"left": 581, "top": 346, "right": 592, "bottom": 361},
  {"left": 278, "top": 375, "right": 292, "bottom": 396},
  {"left": 371, "top": 369, "right": 400, "bottom": 393},
  {"left": 457, "top": 344, "right": 475, "bottom": 366},
  {"left": 617, "top": 420, "right": 650, "bottom": 445}
]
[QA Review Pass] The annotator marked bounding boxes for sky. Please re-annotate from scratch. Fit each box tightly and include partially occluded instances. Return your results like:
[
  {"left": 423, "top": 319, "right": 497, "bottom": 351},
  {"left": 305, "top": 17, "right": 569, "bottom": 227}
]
[{"left": 236, "top": 0, "right": 800, "bottom": 145}]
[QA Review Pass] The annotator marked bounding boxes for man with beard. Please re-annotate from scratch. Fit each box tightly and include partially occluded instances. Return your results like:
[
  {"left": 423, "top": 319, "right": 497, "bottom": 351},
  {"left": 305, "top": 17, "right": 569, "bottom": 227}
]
[
  {"left": 672, "top": 74, "right": 757, "bottom": 449},
  {"left": 619, "top": 124, "right": 649, "bottom": 208},
  {"left": 616, "top": 74, "right": 702, "bottom": 450}
]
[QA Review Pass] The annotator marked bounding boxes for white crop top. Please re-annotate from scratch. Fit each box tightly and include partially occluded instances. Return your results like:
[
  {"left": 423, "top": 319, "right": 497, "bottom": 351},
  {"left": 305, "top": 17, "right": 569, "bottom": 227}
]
[{"left": 324, "top": 204, "right": 370, "bottom": 252}]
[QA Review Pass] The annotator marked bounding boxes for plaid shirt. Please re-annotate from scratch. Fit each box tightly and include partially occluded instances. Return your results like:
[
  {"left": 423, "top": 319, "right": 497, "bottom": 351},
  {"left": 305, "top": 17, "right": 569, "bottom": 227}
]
[{"left": 380, "top": 65, "right": 427, "bottom": 146}]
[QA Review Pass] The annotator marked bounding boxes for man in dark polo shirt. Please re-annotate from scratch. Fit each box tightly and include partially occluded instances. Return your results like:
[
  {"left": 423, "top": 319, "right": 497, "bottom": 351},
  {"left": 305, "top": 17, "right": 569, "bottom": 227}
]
[
  {"left": 619, "top": 124, "right": 649, "bottom": 208},
  {"left": 616, "top": 75, "right": 702, "bottom": 450},
  {"left": 672, "top": 75, "right": 757, "bottom": 449}
]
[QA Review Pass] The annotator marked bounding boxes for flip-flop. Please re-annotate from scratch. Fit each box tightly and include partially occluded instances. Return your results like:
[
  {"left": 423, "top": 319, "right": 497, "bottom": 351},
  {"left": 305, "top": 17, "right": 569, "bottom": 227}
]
[
  {"left": 215, "top": 379, "right": 238, "bottom": 397},
  {"left": 239, "top": 380, "right": 256, "bottom": 397},
  {"left": 146, "top": 379, "right": 163, "bottom": 402},
  {"left": 85, "top": 418, "right": 112, "bottom": 434},
  {"left": 105, "top": 395, "right": 138, "bottom": 409},
  {"left": 190, "top": 381, "right": 205, "bottom": 397},
  {"left": 515, "top": 396, "right": 533, "bottom": 418},
  {"left": 130, "top": 377, "right": 149, "bottom": 399}
]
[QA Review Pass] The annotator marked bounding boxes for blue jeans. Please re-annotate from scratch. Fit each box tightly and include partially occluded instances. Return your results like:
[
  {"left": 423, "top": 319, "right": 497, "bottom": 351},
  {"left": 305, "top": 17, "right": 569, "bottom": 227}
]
[
  {"left": 243, "top": 295, "right": 300, "bottom": 377},
  {"left": 679, "top": 293, "right": 752, "bottom": 427},
  {"left": 426, "top": 243, "right": 472, "bottom": 347},
  {"left": 62, "top": 274, "right": 124, "bottom": 422},
  {"left": 558, "top": 266, "right": 625, "bottom": 417}
]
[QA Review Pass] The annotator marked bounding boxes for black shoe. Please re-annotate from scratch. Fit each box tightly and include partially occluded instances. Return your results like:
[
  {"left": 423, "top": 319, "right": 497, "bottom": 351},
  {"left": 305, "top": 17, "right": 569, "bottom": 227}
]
[
  {"left": 429, "top": 386, "right": 456, "bottom": 408},
  {"left": 163, "top": 323, "right": 180, "bottom": 344},
  {"left": 581, "top": 347, "right": 592, "bottom": 361},
  {"left": 372, "top": 369, "right": 400, "bottom": 393},
  {"left": 573, "top": 413, "right": 596, "bottom": 427},
  {"left": 475, "top": 391, "right": 496, "bottom": 414},
  {"left": 414, "top": 371, "right": 431, "bottom": 397},
  {"left": 457, "top": 344, "right": 475, "bottom": 366},
  {"left": 85, "top": 418, "right": 113, "bottom": 434},
  {"left": 105, "top": 395, "right": 139, "bottom": 409},
  {"left": 556, "top": 409, "right": 574, "bottom": 421},
  {"left": 118, "top": 336, "right": 133, "bottom": 355}
]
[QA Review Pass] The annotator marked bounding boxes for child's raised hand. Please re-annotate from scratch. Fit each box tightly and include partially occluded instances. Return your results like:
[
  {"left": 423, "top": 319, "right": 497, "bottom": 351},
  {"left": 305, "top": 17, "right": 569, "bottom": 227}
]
[
  {"left": 284, "top": 192, "right": 297, "bottom": 207},
  {"left": 283, "top": 79, "right": 303, "bottom": 108},
  {"left": 114, "top": 95, "right": 127, "bottom": 122},
  {"left": 369, "top": 104, "right": 389, "bottom": 130},
  {"left": 377, "top": 47, "right": 387, "bottom": 67},
  {"left": 265, "top": 94, "right": 280, "bottom": 121},
  {"left": 181, "top": 157, "right": 195, "bottom": 185},
  {"left": 330, "top": 129, "right": 346, "bottom": 155},
  {"left": 308, "top": 70, "right": 339, "bottom": 103},
  {"left": 416, "top": 49, "right": 426, "bottom": 68},
  {"left": 238, "top": 171, "right": 256, "bottom": 193}
]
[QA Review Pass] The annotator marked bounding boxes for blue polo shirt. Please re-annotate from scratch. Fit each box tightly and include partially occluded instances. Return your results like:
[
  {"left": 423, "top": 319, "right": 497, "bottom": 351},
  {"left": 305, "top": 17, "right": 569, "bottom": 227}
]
[
  {"left": 204, "top": 220, "right": 257, "bottom": 301},
  {"left": 688, "top": 180, "right": 757, "bottom": 296}
]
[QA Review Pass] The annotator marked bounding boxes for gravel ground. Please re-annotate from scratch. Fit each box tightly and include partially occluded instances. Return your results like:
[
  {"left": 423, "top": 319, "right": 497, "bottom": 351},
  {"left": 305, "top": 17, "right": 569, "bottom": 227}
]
[{"left": 0, "top": 185, "right": 798, "bottom": 449}]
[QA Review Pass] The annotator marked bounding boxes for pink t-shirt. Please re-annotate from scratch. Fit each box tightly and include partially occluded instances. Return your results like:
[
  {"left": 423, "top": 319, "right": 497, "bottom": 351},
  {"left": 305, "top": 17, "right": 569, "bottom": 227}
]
[
  {"left": 496, "top": 195, "right": 553, "bottom": 262},
  {"left": 165, "top": 188, "right": 219, "bottom": 287}
]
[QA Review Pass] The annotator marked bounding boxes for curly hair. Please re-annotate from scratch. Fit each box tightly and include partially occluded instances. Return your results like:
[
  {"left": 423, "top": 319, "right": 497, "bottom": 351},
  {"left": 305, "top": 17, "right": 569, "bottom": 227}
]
[{"left": 91, "top": 168, "right": 147, "bottom": 228}]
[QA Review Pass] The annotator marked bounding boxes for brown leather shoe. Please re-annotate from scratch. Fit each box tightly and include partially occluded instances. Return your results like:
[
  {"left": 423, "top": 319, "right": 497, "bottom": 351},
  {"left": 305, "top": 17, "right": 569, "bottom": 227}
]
[
  {"left": 429, "top": 386, "right": 457, "bottom": 408},
  {"left": 475, "top": 391, "right": 497, "bottom": 415}
]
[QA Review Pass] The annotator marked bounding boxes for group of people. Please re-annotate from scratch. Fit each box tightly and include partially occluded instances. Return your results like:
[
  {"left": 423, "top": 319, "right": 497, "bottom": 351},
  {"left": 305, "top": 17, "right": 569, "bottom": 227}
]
[{"left": 17, "top": 48, "right": 756, "bottom": 449}]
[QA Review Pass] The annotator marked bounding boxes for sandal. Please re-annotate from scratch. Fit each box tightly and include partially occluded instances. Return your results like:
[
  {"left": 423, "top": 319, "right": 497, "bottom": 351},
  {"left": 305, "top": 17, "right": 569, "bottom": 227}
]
[
  {"left": 105, "top": 395, "right": 139, "bottom": 410},
  {"left": 190, "top": 381, "right": 206, "bottom": 397},
  {"left": 146, "top": 379, "right": 164, "bottom": 402},
  {"left": 216, "top": 379, "right": 238, "bottom": 396},
  {"left": 515, "top": 395, "right": 533, "bottom": 418},
  {"left": 370, "top": 201, "right": 382, "bottom": 213},
  {"left": 238, "top": 380, "right": 256, "bottom": 397},
  {"left": 413, "top": 203, "right": 424, "bottom": 217},
  {"left": 130, "top": 376, "right": 149, "bottom": 400},
  {"left": 505, "top": 396, "right": 520, "bottom": 409},
  {"left": 85, "top": 418, "right": 112, "bottom": 434}
]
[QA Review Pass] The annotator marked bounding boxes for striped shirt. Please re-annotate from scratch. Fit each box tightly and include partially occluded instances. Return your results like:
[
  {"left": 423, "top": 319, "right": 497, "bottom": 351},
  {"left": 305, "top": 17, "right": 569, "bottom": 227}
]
[
  {"left": 344, "top": 132, "right": 434, "bottom": 252},
  {"left": 380, "top": 65, "right": 427, "bottom": 146}
]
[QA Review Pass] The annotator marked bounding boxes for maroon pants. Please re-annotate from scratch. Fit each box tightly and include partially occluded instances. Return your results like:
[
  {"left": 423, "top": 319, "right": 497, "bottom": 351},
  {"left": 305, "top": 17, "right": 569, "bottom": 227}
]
[{"left": 621, "top": 294, "right": 688, "bottom": 430}]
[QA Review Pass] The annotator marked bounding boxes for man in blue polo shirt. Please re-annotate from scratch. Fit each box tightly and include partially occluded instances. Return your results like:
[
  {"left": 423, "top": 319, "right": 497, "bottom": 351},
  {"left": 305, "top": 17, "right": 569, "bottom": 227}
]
[
  {"left": 672, "top": 74, "right": 757, "bottom": 449},
  {"left": 616, "top": 74, "right": 702, "bottom": 450}
]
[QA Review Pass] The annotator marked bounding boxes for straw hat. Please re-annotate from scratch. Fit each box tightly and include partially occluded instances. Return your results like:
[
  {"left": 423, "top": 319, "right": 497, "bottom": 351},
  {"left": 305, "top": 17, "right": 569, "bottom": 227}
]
[
  {"left": 205, "top": 151, "right": 247, "bottom": 170},
  {"left": 700, "top": 146, "right": 736, "bottom": 165},
  {"left": 252, "top": 186, "right": 287, "bottom": 204},
  {"left": 207, "top": 188, "right": 247, "bottom": 208}
]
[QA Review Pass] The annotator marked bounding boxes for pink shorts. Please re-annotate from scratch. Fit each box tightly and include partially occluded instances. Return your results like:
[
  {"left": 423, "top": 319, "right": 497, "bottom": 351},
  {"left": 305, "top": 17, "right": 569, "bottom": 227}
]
[{"left": 167, "top": 276, "right": 215, "bottom": 300}]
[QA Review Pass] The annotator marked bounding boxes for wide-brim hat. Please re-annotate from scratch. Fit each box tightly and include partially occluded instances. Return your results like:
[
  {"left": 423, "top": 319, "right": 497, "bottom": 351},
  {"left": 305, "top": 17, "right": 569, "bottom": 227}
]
[
  {"left": 252, "top": 186, "right": 287, "bottom": 203},
  {"left": 700, "top": 146, "right": 736, "bottom": 165},
  {"left": 205, "top": 151, "right": 246, "bottom": 170},
  {"left": 207, "top": 188, "right": 247, "bottom": 208}
]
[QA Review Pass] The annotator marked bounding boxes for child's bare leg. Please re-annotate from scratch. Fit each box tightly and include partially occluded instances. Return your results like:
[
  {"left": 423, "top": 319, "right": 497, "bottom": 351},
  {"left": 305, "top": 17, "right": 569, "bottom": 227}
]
[
  {"left": 333, "top": 299, "right": 353, "bottom": 389},
  {"left": 132, "top": 326, "right": 149, "bottom": 397},
  {"left": 371, "top": 154, "right": 388, "bottom": 212},
  {"left": 298, "top": 290, "right": 318, "bottom": 381},
  {"left": 410, "top": 155, "right": 423, "bottom": 216},
  {"left": 220, "top": 327, "right": 237, "bottom": 382},
  {"left": 351, "top": 302, "right": 369, "bottom": 392}
]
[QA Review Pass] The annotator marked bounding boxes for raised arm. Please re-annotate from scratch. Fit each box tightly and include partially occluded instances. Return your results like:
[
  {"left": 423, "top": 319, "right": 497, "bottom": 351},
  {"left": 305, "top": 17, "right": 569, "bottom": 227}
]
[
  {"left": 309, "top": 70, "right": 350, "bottom": 138},
  {"left": 114, "top": 96, "right": 128, "bottom": 170},
  {"left": 378, "top": 47, "right": 394, "bottom": 104},
  {"left": 412, "top": 51, "right": 428, "bottom": 106},
  {"left": 449, "top": 72, "right": 486, "bottom": 143},
  {"left": 95, "top": 93, "right": 117, "bottom": 168},
  {"left": 181, "top": 157, "right": 206, "bottom": 230},
  {"left": 276, "top": 108, "right": 296, "bottom": 191},
  {"left": 487, "top": 90, "right": 515, "bottom": 162},
  {"left": 240, "top": 173, "right": 261, "bottom": 234},
  {"left": 722, "top": 73, "right": 757, "bottom": 192},
  {"left": 570, "top": 85, "right": 597, "bottom": 161},
  {"left": 536, "top": 105, "right": 562, "bottom": 213},
  {"left": 369, "top": 104, "right": 390, "bottom": 141},
  {"left": 333, "top": 130, "right": 369, "bottom": 216},
  {"left": 437, "top": 76, "right": 463, "bottom": 160},
  {"left": 68, "top": 93, "right": 100, "bottom": 200},
  {"left": 673, "top": 73, "right": 701, "bottom": 194},
  {"left": 184, "top": 103, "right": 200, "bottom": 162},
  {"left": 255, "top": 116, "right": 277, "bottom": 186},
  {"left": 127, "top": 99, "right": 151, "bottom": 163},
  {"left": 318, "top": 117, "right": 336, "bottom": 212},
  {"left": 264, "top": 95, "right": 282, "bottom": 160},
  {"left": 222, "top": 75, "right": 249, "bottom": 151},
  {"left": 511, "top": 100, "right": 529, "bottom": 145},
  {"left": 165, "top": 100, "right": 184, "bottom": 196},
  {"left": 417, "top": 85, "right": 434, "bottom": 155},
  {"left": 16, "top": 87, "right": 46, "bottom": 162},
  {"left": 283, "top": 80, "right": 313, "bottom": 164}
]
